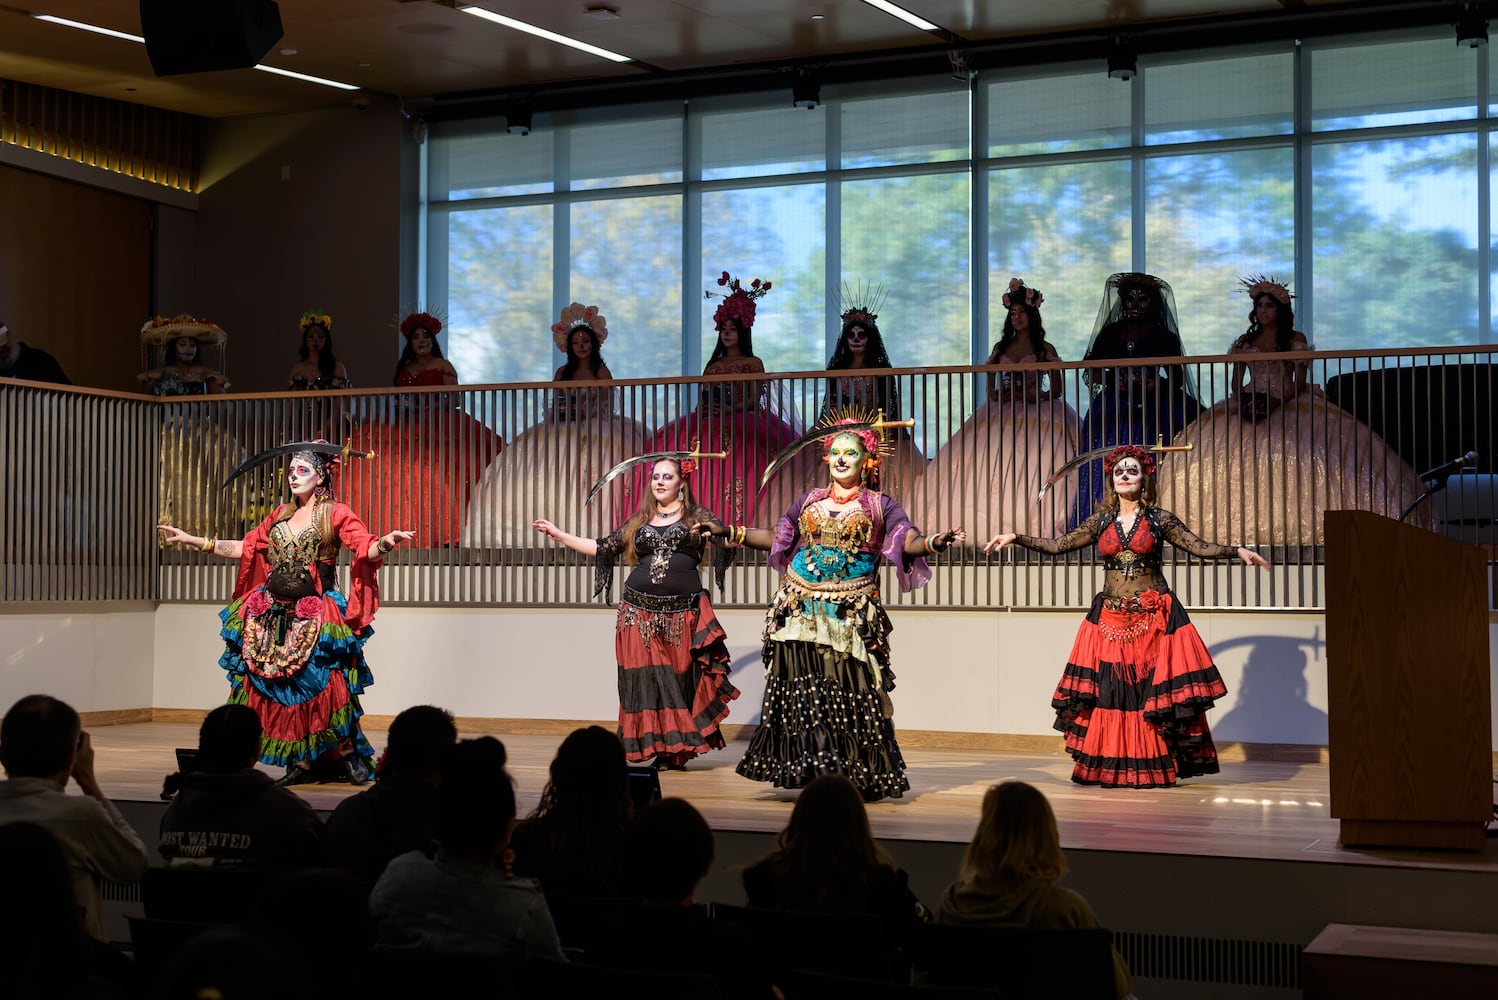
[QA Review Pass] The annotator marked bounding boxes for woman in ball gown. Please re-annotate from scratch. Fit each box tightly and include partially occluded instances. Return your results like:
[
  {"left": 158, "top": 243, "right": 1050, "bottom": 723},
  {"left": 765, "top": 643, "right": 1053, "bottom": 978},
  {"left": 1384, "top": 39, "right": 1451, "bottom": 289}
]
[
  {"left": 1071, "top": 273, "right": 1201, "bottom": 527},
  {"left": 726, "top": 419, "right": 964, "bottom": 801},
  {"left": 1156, "top": 276, "right": 1427, "bottom": 544},
  {"left": 139, "top": 314, "right": 244, "bottom": 545},
  {"left": 986, "top": 443, "right": 1270, "bottom": 789},
  {"left": 463, "top": 303, "right": 645, "bottom": 547},
  {"left": 917, "top": 278, "right": 1078, "bottom": 539},
  {"left": 345, "top": 311, "right": 503, "bottom": 547},
  {"left": 646, "top": 271, "right": 799, "bottom": 527}
]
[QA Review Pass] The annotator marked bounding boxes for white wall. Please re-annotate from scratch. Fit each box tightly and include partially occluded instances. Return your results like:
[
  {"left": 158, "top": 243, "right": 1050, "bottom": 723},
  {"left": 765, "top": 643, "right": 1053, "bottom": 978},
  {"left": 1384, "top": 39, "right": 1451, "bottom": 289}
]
[{"left": 0, "top": 607, "right": 156, "bottom": 713}]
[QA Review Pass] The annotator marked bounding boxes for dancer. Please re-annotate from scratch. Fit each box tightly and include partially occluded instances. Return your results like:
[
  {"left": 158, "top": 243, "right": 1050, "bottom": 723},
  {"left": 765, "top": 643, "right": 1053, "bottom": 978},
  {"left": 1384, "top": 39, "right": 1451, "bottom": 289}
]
[
  {"left": 917, "top": 278, "right": 1078, "bottom": 538},
  {"left": 648, "top": 271, "right": 798, "bottom": 526},
  {"left": 1073, "top": 273, "right": 1200, "bottom": 524},
  {"left": 727, "top": 417, "right": 964, "bottom": 801},
  {"left": 985, "top": 443, "right": 1268, "bottom": 788},
  {"left": 464, "top": 303, "right": 644, "bottom": 546},
  {"left": 1156, "top": 276, "right": 1426, "bottom": 544},
  {"left": 158, "top": 442, "right": 412, "bottom": 785},
  {"left": 531, "top": 456, "right": 739, "bottom": 768}
]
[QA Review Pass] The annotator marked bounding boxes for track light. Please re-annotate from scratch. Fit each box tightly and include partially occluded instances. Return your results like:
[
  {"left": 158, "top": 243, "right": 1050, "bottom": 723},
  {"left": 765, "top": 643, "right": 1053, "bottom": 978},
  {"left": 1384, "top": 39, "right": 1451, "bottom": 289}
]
[
  {"left": 505, "top": 98, "right": 532, "bottom": 136},
  {"left": 792, "top": 68, "right": 820, "bottom": 110},
  {"left": 1107, "top": 36, "right": 1137, "bottom": 81},
  {"left": 1456, "top": 3, "right": 1488, "bottom": 47}
]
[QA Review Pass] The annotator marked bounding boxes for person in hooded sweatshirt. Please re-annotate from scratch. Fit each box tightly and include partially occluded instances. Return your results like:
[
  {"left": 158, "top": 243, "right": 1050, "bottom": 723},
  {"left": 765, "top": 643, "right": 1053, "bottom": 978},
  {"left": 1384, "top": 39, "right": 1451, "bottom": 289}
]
[
  {"left": 938, "top": 781, "right": 1133, "bottom": 1000},
  {"left": 158, "top": 704, "right": 322, "bottom": 870}
]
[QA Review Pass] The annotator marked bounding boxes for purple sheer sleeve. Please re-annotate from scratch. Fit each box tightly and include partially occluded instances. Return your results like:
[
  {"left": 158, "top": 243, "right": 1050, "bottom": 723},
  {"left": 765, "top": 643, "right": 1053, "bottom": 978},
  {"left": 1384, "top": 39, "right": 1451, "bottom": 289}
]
[
  {"left": 878, "top": 494, "right": 931, "bottom": 592},
  {"left": 767, "top": 493, "right": 808, "bottom": 575}
]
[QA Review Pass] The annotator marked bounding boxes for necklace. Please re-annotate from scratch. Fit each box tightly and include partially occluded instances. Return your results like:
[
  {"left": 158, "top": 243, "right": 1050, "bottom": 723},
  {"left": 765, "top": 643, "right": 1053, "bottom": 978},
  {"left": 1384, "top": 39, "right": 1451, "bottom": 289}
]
[
  {"left": 829, "top": 482, "right": 861, "bottom": 504},
  {"left": 654, "top": 504, "right": 683, "bottom": 519}
]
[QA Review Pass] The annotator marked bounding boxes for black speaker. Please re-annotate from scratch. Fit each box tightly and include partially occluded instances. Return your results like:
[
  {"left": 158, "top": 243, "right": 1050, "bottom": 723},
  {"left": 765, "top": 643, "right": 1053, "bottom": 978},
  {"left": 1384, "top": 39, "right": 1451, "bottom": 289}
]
[{"left": 139, "top": 0, "right": 284, "bottom": 77}]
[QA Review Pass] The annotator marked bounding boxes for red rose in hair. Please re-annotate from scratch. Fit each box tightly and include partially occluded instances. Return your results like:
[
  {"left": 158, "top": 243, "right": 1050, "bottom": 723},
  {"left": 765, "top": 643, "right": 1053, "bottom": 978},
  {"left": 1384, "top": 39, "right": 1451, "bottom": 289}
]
[{"left": 679, "top": 458, "right": 697, "bottom": 476}]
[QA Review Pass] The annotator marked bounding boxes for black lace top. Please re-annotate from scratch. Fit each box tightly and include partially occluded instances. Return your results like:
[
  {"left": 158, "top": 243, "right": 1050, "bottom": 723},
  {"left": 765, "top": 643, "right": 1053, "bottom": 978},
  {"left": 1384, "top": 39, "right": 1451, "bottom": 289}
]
[
  {"left": 592, "top": 506, "right": 727, "bottom": 601},
  {"left": 1014, "top": 507, "right": 1236, "bottom": 600}
]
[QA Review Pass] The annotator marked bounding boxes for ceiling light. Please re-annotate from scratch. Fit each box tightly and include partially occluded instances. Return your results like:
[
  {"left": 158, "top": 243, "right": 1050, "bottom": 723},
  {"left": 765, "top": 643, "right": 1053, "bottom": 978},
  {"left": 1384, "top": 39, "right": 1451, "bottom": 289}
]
[
  {"left": 1107, "top": 36, "right": 1137, "bottom": 81},
  {"left": 859, "top": 0, "right": 939, "bottom": 32},
  {"left": 1456, "top": 3, "right": 1489, "bottom": 47},
  {"left": 792, "top": 69, "right": 820, "bottom": 110},
  {"left": 583, "top": 4, "right": 621, "bottom": 19},
  {"left": 31, "top": 13, "right": 145, "bottom": 44},
  {"left": 459, "top": 6, "right": 632, "bottom": 62},
  {"left": 254, "top": 65, "right": 360, "bottom": 91}
]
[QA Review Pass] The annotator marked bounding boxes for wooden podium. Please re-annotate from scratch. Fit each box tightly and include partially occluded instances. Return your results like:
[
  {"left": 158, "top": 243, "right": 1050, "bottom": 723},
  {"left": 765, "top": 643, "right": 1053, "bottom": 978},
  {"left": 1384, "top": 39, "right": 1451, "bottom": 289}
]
[{"left": 1325, "top": 511, "right": 1492, "bottom": 851}]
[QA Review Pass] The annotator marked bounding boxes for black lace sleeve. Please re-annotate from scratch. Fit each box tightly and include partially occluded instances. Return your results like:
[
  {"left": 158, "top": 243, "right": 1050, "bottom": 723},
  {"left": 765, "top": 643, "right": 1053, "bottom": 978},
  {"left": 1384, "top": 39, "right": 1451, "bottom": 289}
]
[
  {"left": 687, "top": 506, "right": 734, "bottom": 594},
  {"left": 1155, "top": 508, "right": 1237, "bottom": 559},
  {"left": 592, "top": 527, "right": 629, "bottom": 601},
  {"left": 1013, "top": 510, "right": 1107, "bottom": 555}
]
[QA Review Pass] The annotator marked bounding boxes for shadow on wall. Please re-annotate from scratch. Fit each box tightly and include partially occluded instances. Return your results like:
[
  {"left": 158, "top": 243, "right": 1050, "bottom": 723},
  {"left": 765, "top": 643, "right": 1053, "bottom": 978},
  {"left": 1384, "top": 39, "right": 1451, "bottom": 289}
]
[{"left": 1211, "top": 632, "right": 1328, "bottom": 745}]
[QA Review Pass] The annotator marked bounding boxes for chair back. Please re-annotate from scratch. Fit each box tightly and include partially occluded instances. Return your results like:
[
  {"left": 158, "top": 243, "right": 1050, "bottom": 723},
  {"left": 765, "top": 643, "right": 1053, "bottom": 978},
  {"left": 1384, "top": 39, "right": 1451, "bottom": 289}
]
[{"left": 912, "top": 923, "right": 1117, "bottom": 999}]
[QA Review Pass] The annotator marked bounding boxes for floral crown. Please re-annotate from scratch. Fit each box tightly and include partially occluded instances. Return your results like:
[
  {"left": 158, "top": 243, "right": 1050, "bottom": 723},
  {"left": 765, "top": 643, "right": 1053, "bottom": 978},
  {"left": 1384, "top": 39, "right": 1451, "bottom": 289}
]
[
  {"left": 1001, "top": 277, "right": 1044, "bottom": 310},
  {"left": 551, "top": 302, "right": 609, "bottom": 352},
  {"left": 706, "top": 271, "right": 771, "bottom": 331},
  {"left": 299, "top": 310, "right": 332, "bottom": 333},
  {"left": 1240, "top": 274, "right": 1292, "bottom": 304},
  {"left": 399, "top": 311, "right": 443, "bottom": 339},
  {"left": 1103, "top": 444, "right": 1156, "bottom": 477},
  {"left": 140, "top": 314, "right": 227, "bottom": 347}
]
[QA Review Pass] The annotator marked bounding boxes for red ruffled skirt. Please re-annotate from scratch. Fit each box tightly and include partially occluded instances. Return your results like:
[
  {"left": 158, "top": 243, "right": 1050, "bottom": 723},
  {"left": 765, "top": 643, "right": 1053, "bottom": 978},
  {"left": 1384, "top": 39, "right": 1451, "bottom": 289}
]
[
  {"left": 1052, "top": 590, "right": 1225, "bottom": 788},
  {"left": 615, "top": 588, "right": 740, "bottom": 766}
]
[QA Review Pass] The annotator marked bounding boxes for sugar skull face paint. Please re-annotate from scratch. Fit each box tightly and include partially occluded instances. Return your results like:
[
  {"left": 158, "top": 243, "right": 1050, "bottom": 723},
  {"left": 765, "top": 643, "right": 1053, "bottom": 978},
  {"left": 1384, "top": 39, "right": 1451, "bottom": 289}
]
[{"left": 826, "top": 432, "right": 868, "bottom": 488}]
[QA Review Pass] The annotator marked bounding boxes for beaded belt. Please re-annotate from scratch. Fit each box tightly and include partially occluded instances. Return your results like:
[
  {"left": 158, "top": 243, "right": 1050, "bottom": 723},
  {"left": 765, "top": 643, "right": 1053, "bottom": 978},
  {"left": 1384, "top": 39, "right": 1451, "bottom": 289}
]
[
  {"left": 621, "top": 587, "right": 698, "bottom": 614},
  {"left": 784, "top": 568, "right": 879, "bottom": 602},
  {"left": 1100, "top": 593, "right": 1162, "bottom": 615}
]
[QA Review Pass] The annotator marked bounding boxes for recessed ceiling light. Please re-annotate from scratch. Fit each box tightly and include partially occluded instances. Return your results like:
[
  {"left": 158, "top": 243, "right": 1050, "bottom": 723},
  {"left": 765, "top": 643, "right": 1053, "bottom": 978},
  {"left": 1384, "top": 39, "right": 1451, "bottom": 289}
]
[
  {"left": 357, "top": 62, "right": 371, "bottom": 68},
  {"left": 584, "top": 4, "right": 621, "bottom": 19},
  {"left": 279, "top": 47, "right": 297, "bottom": 56},
  {"left": 812, "top": 13, "right": 825, "bottom": 20},
  {"left": 459, "top": 5, "right": 632, "bottom": 62}
]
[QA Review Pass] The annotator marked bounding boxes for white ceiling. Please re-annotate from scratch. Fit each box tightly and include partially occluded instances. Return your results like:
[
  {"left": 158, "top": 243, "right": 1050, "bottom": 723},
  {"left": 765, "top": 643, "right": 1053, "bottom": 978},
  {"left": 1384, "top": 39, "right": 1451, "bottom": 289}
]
[{"left": 0, "top": 1, "right": 1451, "bottom": 119}]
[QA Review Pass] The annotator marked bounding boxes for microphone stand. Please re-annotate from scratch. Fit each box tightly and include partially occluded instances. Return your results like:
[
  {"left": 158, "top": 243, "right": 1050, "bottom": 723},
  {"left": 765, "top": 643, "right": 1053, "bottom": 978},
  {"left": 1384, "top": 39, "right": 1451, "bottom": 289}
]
[{"left": 1398, "top": 476, "right": 1450, "bottom": 524}]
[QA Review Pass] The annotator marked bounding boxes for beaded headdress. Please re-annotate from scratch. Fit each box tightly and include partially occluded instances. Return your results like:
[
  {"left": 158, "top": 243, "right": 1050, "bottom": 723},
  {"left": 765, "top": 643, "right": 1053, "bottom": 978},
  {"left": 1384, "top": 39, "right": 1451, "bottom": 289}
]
[
  {"left": 706, "top": 271, "right": 771, "bottom": 331},
  {"left": 1240, "top": 274, "right": 1292, "bottom": 304},
  {"left": 551, "top": 302, "right": 609, "bottom": 353}
]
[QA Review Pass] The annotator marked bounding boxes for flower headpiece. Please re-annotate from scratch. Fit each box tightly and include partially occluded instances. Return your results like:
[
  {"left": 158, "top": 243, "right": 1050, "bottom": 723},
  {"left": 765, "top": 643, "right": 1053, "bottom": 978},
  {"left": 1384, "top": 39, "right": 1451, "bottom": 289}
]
[
  {"left": 299, "top": 310, "right": 332, "bottom": 332},
  {"left": 678, "top": 457, "right": 697, "bottom": 478},
  {"left": 1001, "top": 277, "right": 1044, "bottom": 310},
  {"left": 399, "top": 311, "right": 443, "bottom": 339},
  {"left": 1103, "top": 443, "right": 1156, "bottom": 478},
  {"left": 140, "top": 314, "right": 228, "bottom": 347},
  {"left": 706, "top": 271, "right": 771, "bottom": 331},
  {"left": 1240, "top": 274, "right": 1292, "bottom": 304},
  {"left": 551, "top": 302, "right": 609, "bottom": 352},
  {"left": 835, "top": 280, "right": 888, "bottom": 331}
]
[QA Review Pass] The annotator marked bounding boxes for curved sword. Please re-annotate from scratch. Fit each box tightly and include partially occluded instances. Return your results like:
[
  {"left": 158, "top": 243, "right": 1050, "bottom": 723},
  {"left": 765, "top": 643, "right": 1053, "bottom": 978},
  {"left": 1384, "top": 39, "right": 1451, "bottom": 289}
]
[
  {"left": 222, "top": 440, "right": 375, "bottom": 489},
  {"left": 585, "top": 449, "right": 729, "bottom": 506},
  {"left": 1036, "top": 435, "right": 1193, "bottom": 502}
]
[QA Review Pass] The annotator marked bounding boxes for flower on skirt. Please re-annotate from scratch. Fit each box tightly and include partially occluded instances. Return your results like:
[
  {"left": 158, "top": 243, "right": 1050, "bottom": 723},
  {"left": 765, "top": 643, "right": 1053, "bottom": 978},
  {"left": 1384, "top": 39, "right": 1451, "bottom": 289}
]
[
  {"left": 243, "top": 589, "right": 271, "bottom": 618},
  {"left": 1137, "top": 589, "right": 1163, "bottom": 613},
  {"left": 295, "top": 595, "right": 324, "bottom": 619}
]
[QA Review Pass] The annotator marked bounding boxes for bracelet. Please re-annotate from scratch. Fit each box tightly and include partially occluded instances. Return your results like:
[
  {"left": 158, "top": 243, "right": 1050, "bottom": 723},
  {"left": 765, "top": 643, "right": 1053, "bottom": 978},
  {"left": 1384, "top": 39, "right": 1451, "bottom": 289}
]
[
  {"left": 927, "top": 532, "right": 941, "bottom": 555},
  {"left": 199, "top": 538, "right": 215, "bottom": 553},
  {"left": 736, "top": 525, "right": 747, "bottom": 547},
  {"left": 377, "top": 539, "right": 394, "bottom": 554}
]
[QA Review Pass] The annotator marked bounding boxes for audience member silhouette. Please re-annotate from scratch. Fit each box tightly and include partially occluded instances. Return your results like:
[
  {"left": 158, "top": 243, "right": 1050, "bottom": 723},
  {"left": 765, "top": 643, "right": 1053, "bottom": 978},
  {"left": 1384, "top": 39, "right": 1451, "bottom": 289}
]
[
  {"left": 509, "top": 725, "right": 634, "bottom": 897},
  {"left": 622, "top": 797, "right": 715, "bottom": 907},
  {"left": 937, "top": 781, "right": 1133, "bottom": 999},
  {"left": 324, "top": 704, "right": 458, "bottom": 888},
  {"left": 370, "top": 737, "right": 564, "bottom": 963},
  {"left": 158, "top": 704, "right": 322, "bottom": 870},
  {"left": 0, "top": 694, "right": 148, "bottom": 941}
]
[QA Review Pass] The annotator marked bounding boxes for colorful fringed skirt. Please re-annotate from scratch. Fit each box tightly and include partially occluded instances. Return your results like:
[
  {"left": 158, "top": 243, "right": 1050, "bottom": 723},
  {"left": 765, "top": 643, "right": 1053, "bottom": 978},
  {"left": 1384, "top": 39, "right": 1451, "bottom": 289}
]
[
  {"left": 1053, "top": 589, "right": 1225, "bottom": 788},
  {"left": 736, "top": 567, "right": 910, "bottom": 802},
  {"left": 219, "top": 587, "right": 376, "bottom": 769},
  {"left": 615, "top": 587, "right": 740, "bottom": 767}
]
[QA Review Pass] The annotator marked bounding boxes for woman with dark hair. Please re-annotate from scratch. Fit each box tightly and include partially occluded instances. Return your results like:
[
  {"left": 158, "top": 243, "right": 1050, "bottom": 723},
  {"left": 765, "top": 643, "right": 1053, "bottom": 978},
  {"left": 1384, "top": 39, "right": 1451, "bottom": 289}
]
[
  {"left": 938, "top": 781, "right": 1133, "bottom": 999},
  {"left": 726, "top": 420, "right": 963, "bottom": 801},
  {"left": 985, "top": 444, "right": 1269, "bottom": 788},
  {"left": 532, "top": 458, "right": 740, "bottom": 771},
  {"left": 819, "top": 294, "right": 925, "bottom": 500},
  {"left": 648, "top": 271, "right": 800, "bottom": 526},
  {"left": 1156, "top": 276, "right": 1425, "bottom": 544},
  {"left": 286, "top": 311, "right": 350, "bottom": 390},
  {"left": 158, "top": 444, "right": 414, "bottom": 786},
  {"left": 508, "top": 726, "right": 635, "bottom": 896},
  {"left": 464, "top": 303, "right": 644, "bottom": 546},
  {"left": 1071, "top": 273, "right": 1201, "bottom": 526},
  {"left": 742, "top": 774, "right": 926, "bottom": 922},
  {"left": 346, "top": 311, "right": 503, "bottom": 546},
  {"left": 917, "top": 278, "right": 1079, "bottom": 540}
]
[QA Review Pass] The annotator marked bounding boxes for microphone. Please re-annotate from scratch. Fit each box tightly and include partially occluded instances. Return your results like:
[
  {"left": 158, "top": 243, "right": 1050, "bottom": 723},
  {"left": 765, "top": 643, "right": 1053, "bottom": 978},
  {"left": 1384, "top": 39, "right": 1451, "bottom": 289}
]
[{"left": 1418, "top": 451, "right": 1479, "bottom": 483}]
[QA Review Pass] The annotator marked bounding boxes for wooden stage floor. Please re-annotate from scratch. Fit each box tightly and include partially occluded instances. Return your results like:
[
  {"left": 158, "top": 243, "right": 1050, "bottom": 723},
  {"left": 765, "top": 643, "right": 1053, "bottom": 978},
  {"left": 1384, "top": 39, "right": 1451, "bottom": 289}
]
[{"left": 90, "top": 722, "right": 1498, "bottom": 874}]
